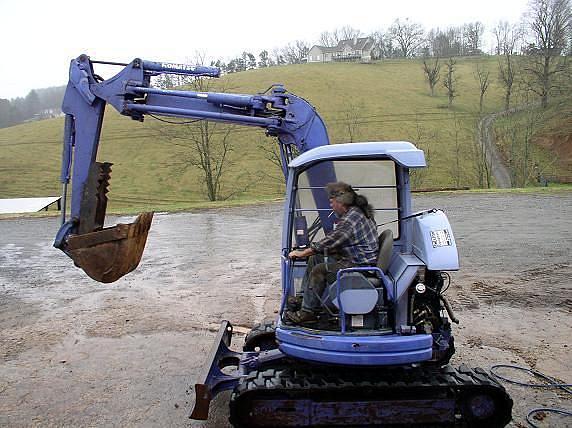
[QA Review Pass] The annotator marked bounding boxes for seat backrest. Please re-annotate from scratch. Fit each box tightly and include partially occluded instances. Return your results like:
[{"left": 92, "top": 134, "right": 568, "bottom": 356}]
[{"left": 377, "top": 229, "right": 394, "bottom": 273}]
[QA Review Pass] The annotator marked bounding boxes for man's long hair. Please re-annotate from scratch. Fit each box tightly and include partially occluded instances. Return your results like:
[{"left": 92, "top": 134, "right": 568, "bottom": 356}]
[{"left": 326, "top": 182, "right": 375, "bottom": 220}]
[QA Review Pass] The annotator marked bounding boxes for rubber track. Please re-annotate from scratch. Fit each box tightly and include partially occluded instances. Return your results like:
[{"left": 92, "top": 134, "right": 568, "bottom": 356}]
[
  {"left": 230, "top": 363, "right": 512, "bottom": 427},
  {"left": 243, "top": 320, "right": 277, "bottom": 352}
]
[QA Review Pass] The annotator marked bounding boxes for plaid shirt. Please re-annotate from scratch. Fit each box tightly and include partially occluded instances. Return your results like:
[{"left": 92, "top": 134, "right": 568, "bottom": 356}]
[{"left": 311, "top": 206, "right": 379, "bottom": 267}]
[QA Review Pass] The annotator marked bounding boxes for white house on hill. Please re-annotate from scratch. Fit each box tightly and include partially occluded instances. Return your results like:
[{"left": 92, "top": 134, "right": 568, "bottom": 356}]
[{"left": 307, "top": 37, "right": 377, "bottom": 63}]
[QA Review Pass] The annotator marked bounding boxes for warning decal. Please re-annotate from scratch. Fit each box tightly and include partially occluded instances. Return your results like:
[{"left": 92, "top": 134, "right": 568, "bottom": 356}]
[{"left": 430, "top": 229, "right": 452, "bottom": 248}]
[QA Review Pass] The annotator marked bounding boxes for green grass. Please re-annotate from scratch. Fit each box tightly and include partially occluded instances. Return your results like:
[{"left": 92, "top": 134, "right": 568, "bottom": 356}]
[
  {"left": 493, "top": 92, "right": 572, "bottom": 185},
  {"left": 0, "top": 57, "right": 569, "bottom": 213}
]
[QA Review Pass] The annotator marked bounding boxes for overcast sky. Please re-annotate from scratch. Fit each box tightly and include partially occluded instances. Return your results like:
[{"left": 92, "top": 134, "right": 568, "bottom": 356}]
[{"left": 0, "top": 0, "right": 530, "bottom": 100}]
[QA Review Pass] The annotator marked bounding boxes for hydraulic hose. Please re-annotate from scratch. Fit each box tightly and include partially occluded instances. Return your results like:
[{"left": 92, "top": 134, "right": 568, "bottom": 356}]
[{"left": 439, "top": 295, "right": 459, "bottom": 324}]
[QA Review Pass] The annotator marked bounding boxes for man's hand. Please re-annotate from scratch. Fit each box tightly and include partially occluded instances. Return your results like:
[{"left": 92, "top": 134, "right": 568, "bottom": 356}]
[{"left": 288, "top": 247, "right": 314, "bottom": 259}]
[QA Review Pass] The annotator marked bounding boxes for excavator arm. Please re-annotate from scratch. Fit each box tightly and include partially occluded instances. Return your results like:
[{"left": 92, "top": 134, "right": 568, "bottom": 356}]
[{"left": 54, "top": 54, "right": 332, "bottom": 282}]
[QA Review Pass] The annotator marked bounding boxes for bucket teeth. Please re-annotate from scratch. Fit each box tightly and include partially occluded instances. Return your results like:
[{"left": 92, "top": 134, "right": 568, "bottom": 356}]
[
  {"left": 97, "top": 162, "right": 112, "bottom": 194},
  {"left": 94, "top": 162, "right": 112, "bottom": 231},
  {"left": 79, "top": 161, "right": 113, "bottom": 234}
]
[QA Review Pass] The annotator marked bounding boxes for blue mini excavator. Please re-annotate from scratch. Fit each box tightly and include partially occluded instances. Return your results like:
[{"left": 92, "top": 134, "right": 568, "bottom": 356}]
[{"left": 54, "top": 55, "right": 512, "bottom": 427}]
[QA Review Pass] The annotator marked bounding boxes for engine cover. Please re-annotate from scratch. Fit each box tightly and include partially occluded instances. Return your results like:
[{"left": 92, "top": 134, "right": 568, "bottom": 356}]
[{"left": 411, "top": 210, "right": 459, "bottom": 270}]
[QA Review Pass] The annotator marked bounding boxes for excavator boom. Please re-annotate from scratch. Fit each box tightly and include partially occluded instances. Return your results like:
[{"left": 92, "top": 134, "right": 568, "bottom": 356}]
[{"left": 54, "top": 54, "right": 329, "bottom": 282}]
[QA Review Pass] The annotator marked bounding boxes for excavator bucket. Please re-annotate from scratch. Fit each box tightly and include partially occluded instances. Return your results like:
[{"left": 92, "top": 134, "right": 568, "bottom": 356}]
[{"left": 65, "top": 212, "right": 154, "bottom": 283}]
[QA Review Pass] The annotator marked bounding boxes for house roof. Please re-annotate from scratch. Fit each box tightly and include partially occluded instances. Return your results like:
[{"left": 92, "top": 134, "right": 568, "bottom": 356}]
[
  {"left": 337, "top": 37, "right": 374, "bottom": 51},
  {"left": 310, "top": 36, "right": 375, "bottom": 53},
  {"left": 310, "top": 45, "right": 339, "bottom": 53}
]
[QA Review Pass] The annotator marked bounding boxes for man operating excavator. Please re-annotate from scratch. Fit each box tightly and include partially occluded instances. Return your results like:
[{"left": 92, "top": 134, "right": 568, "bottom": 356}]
[{"left": 286, "top": 182, "right": 379, "bottom": 324}]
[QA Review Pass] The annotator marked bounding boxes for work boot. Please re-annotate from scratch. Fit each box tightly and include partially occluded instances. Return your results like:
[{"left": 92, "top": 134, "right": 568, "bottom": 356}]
[
  {"left": 286, "top": 295, "right": 303, "bottom": 311},
  {"left": 285, "top": 309, "right": 318, "bottom": 325}
]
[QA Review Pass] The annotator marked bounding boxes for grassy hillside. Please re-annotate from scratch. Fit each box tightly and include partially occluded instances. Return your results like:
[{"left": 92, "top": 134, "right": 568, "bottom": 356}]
[
  {"left": 493, "top": 92, "right": 572, "bottom": 186},
  {"left": 0, "top": 57, "right": 566, "bottom": 213}
]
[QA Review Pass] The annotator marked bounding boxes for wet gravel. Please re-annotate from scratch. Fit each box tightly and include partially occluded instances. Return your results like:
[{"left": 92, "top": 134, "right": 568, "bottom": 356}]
[{"left": 0, "top": 191, "right": 570, "bottom": 427}]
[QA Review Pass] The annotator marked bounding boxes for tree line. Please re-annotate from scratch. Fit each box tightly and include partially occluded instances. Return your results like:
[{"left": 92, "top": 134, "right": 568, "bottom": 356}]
[
  {"left": 0, "top": 86, "right": 65, "bottom": 129},
  {"left": 199, "top": 21, "right": 490, "bottom": 75},
  {"left": 193, "top": 1, "right": 571, "bottom": 76}
]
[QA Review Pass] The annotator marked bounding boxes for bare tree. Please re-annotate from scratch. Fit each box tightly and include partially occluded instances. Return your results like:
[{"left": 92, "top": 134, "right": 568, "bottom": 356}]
[
  {"left": 494, "top": 21, "right": 522, "bottom": 110},
  {"left": 426, "top": 26, "right": 471, "bottom": 57},
  {"left": 422, "top": 57, "right": 441, "bottom": 96},
  {"left": 370, "top": 30, "right": 384, "bottom": 58},
  {"left": 282, "top": 40, "right": 310, "bottom": 64},
  {"left": 342, "top": 102, "right": 363, "bottom": 143},
  {"left": 493, "top": 21, "right": 522, "bottom": 55},
  {"left": 389, "top": 18, "right": 425, "bottom": 58},
  {"left": 256, "top": 137, "right": 288, "bottom": 188},
  {"left": 258, "top": 50, "right": 270, "bottom": 67},
  {"left": 523, "top": 0, "right": 571, "bottom": 107},
  {"left": 281, "top": 44, "right": 297, "bottom": 64},
  {"left": 464, "top": 22, "right": 485, "bottom": 54},
  {"left": 296, "top": 40, "right": 311, "bottom": 61},
  {"left": 408, "top": 117, "right": 437, "bottom": 188},
  {"left": 318, "top": 31, "right": 337, "bottom": 47},
  {"left": 319, "top": 26, "right": 362, "bottom": 47},
  {"left": 156, "top": 77, "right": 241, "bottom": 201},
  {"left": 155, "top": 52, "right": 208, "bottom": 88},
  {"left": 450, "top": 27, "right": 464, "bottom": 55},
  {"left": 339, "top": 25, "right": 362, "bottom": 41},
  {"left": 271, "top": 48, "right": 286, "bottom": 66},
  {"left": 499, "top": 108, "right": 544, "bottom": 186},
  {"left": 242, "top": 52, "right": 256, "bottom": 70},
  {"left": 371, "top": 30, "right": 396, "bottom": 58},
  {"left": 568, "top": 23, "right": 572, "bottom": 53},
  {"left": 426, "top": 28, "right": 448, "bottom": 57},
  {"left": 474, "top": 63, "right": 491, "bottom": 113},
  {"left": 443, "top": 57, "right": 457, "bottom": 107},
  {"left": 450, "top": 115, "right": 462, "bottom": 187}
]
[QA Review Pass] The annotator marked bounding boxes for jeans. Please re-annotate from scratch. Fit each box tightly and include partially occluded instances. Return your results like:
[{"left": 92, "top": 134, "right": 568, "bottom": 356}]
[{"left": 301, "top": 254, "right": 343, "bottom": 312}]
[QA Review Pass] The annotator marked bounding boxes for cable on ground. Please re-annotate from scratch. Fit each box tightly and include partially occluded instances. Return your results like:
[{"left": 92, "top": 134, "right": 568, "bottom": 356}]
[{"left": 490, "top": 364, "right": 571, "bottom": 427}]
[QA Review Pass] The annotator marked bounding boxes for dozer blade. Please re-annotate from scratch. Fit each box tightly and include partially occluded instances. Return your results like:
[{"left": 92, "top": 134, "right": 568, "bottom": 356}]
[{"left": 66, "top": 212, "right": 154, "bottom": 283}]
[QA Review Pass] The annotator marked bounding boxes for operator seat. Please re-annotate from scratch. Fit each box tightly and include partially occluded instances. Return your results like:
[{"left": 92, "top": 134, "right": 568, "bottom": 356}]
[
  {"left": 369, "top": 228, "right": 394, "bottom": 286},
  {"left": 323, "top": 229, "right": 394, "bottom": 314}
]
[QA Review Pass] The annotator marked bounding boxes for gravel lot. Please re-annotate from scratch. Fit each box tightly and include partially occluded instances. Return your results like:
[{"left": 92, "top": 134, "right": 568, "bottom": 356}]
[{"left": 1, "top": 191, "right": 570, "bottom": 427}]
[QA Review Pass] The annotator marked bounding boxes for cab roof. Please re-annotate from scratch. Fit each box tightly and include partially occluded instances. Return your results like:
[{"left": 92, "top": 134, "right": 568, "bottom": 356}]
[{"left": 289, "top": 141, "right": 426, "bottom": 169}]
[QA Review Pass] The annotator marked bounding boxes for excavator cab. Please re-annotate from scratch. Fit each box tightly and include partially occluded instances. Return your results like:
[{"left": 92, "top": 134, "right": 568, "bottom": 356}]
[
  {"left": 285, "top": 155, "right": 400, "bottom": 331},
  {"left": 276, "top": 142, "right": 442, "bottom": 364}
]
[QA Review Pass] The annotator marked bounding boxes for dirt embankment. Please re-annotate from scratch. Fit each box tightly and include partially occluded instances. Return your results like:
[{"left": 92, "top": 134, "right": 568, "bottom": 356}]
[
  {"left": 536, "top": 134, "right": 572, "bottom": 182},
  {"left": 0, "top": 192, "right": 571, "bottom": 427}
]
